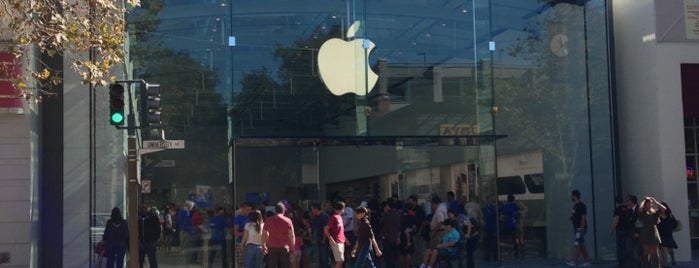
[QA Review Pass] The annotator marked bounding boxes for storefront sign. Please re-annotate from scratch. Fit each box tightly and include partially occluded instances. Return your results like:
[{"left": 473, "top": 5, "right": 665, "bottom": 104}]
[{"left": 685, "top": 0, "right": 699, "bottom": 39}]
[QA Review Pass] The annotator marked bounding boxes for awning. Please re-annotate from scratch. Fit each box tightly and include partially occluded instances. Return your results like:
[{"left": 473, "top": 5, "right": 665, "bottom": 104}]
[{"left": 0, "top": 52, "right": 24, "bottom": 114}]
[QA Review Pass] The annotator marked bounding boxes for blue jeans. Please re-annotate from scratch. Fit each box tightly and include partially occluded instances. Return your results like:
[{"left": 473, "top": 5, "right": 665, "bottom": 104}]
[
  {"left": 209, "top": 239, "right": 228, "bottom": 268},
  {"left": 244, "top": 243, "right": 264, "bottom": 268},
  {"left": 353, "top": 245, "right": 376, "bottom": 268}
]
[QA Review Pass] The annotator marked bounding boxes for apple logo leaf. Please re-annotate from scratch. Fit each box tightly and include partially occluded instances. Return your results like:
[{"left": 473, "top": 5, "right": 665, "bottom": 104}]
[{"left": 347, "top": 21, "right": 361, "bottom": 39}]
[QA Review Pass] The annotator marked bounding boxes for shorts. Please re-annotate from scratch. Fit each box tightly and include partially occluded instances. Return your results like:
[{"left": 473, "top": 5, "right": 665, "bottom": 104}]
[
  {"left": 574, "top": 228, "right": 586, "bottom": 246},
  {"left": 437, "top": 248, "right": 452, "bottom": 258},
  {"left": 330, "top": 241, "right": 345, "bottom": 262}
]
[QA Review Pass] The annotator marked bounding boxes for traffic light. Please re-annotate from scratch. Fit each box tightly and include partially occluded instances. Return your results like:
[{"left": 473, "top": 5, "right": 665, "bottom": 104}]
[
  {"left": 143, "top": 83, "right": 161, "bottom": 127},
  {"left": 109, "top": 83, "right": 125, "bottom": 126}
]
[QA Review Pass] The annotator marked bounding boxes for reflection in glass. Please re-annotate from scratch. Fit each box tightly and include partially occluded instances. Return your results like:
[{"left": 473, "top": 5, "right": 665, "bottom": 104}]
[{"left": 687, "top": 128, "right": 696, "bottom": 153}]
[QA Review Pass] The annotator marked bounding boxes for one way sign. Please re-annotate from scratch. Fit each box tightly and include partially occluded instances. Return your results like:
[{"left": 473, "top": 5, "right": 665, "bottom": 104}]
[{"left": 143, "top": 140, "right": 185, "bottom": 149}]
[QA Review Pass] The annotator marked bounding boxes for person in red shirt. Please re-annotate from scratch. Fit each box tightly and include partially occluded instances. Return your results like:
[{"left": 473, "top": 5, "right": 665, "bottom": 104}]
[
  {"left": 263, "top": 202, "right": 295, "bottom": 268},
  {"left": 324, "top": 201, "right": 346, "bottom": 268},
  {"left": 190, "top": 207, "right": 204, "bottom": 264}
]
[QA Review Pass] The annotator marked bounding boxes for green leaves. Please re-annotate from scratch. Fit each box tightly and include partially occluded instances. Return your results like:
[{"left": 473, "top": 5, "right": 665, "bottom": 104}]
[{"left": 0, "top": 0, "right": 141, "bottom": 98}]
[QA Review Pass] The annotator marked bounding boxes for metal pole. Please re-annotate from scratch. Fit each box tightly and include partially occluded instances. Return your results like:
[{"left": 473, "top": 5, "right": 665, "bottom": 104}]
[{"left": 127, "top": 134, "right": 139, "bottom": 268}]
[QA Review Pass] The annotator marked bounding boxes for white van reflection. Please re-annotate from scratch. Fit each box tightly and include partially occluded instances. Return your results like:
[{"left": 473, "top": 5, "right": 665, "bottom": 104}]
[{"left": 497, "top": 173, "right": 545, "bottom": 227}]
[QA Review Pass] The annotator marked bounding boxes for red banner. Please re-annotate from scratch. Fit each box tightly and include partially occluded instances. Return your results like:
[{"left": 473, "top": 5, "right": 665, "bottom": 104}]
[{"left": 0, "top": 52, "right": 22, "bottom": 111}]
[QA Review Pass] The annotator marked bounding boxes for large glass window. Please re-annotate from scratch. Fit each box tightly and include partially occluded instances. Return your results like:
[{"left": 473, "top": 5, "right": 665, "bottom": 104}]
[{"left": 110, "top": 0, "right": 616, "bottom": 266}]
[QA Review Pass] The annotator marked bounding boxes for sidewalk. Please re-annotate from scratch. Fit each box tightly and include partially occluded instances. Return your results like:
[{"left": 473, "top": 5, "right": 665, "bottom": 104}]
[{"left": 148, "top": 248, "right": 699, "bottom": 268}]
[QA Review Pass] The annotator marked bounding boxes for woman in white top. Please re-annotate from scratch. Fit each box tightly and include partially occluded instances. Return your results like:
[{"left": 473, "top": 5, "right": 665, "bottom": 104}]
[{"left": 241, "top": 210, "right": 265, "bottom": 268}]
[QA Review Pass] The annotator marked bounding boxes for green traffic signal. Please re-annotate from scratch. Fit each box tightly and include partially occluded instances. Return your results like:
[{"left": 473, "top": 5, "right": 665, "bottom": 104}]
[{"left": 111, "top": 112, "right": 124, "bottom": 124}]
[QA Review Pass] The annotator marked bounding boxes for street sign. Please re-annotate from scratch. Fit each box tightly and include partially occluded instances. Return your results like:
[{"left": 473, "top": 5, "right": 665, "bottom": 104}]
[
  {"left": 141, "top": 180, "right": 151, "bottom": 193},
  {"left": 142, "top": 139, "right": 185, "bottom": 149},
  {"left": 153, "top": 160, "right": 175, "bottom": 168}
]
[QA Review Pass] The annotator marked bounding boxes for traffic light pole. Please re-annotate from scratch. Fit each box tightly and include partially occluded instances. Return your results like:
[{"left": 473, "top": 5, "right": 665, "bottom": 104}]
[{"left": 126, "top": 114, "right": 139, "bottom": 268}]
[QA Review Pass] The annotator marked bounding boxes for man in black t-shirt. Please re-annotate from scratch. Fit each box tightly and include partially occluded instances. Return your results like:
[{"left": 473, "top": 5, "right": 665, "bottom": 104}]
[
  {"left": 567, "top": 190, "right": 590, "bottom": 267},
  {"left": 609, "top": 197, "right": 633, "bottom": 267}
]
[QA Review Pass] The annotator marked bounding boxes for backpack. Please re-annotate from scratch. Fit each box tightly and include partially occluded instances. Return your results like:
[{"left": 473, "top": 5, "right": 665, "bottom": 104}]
[{"left": 502, "top": 203, "right": 520, "bottom": 230}]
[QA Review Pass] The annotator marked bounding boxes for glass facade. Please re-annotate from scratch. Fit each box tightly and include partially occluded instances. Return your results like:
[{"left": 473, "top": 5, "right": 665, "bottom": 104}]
[
  {"left": 686, "top": 118, "right": 699, "bottom": 246},
  {"left": 91, "top": 0, "right": 616, "bottom": 266}
]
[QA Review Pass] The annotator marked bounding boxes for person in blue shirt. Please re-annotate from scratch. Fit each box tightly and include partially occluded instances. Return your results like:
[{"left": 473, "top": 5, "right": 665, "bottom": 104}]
[
  {"left": 208, "top": 206, "right": 229, "bottom": 268},
  {"left": 233, "top": 202, "right": 252, "bottom": 268},
  {"left": 419, "top": 219, "right": 461, "bottom": 268}
]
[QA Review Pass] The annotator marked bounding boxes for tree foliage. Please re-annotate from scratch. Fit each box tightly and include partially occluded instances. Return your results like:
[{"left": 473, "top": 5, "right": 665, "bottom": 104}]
[
  {"left": 0, "top": 0, "right": 140, "bottom": 99},
  {"left": 233, "top": 24, "right": 357, "bottom": 136}
]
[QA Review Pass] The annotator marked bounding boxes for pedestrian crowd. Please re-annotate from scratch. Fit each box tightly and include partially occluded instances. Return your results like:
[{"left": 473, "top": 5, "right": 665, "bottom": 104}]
[{"left": 94, "top": 190, "right": 681, "bottom": 268}]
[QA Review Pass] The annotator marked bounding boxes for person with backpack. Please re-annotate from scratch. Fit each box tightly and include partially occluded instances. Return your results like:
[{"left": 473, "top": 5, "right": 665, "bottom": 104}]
[
  {"left": 103, "top": 207, "right": 129, "bottom": 268},
  {"left": 658, "top": 202, "right": 678, "bottom": 267}
]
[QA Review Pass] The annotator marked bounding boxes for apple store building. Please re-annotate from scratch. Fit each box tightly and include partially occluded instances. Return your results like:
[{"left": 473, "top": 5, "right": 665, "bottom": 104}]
[{"left": 113, "top": 0, "right": 617, "bottom": 266}]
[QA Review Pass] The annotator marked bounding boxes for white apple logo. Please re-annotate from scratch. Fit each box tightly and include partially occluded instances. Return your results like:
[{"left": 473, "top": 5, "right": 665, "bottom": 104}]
[{"left": 317, "top": 21, "right": 378, "bottom": 96}]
